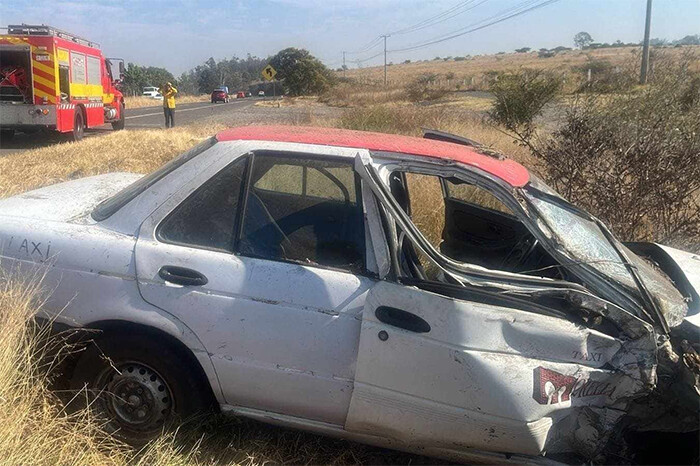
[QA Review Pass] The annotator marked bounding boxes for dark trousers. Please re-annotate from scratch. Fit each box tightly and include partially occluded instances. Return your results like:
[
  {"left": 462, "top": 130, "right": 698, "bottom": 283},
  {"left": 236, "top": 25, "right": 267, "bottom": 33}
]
[{"left": 164, "top": 107, "right": 175, "bottom": 128}]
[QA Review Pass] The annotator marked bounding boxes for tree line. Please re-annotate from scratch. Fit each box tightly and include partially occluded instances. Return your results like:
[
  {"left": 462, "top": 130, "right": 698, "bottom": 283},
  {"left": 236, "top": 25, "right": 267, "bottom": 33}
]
[{"left": 119, "top": 48, "right": 334, "bottom": 97}]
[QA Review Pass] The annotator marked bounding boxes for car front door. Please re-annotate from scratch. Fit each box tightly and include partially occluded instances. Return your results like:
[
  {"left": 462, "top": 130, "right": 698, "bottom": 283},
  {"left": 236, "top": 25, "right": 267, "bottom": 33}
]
[
  {"left": 134, "top": 150, "right": 374, "bottom": 426},
  {"left": 345, "top": 153, "right": 657, "bottom": 458}
]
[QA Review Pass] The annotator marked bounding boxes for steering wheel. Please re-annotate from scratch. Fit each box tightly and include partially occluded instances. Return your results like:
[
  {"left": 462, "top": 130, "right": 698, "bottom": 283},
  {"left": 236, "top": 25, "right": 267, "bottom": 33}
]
[{"left": 501, "top": 236, "right": 539, "bottom": 271}]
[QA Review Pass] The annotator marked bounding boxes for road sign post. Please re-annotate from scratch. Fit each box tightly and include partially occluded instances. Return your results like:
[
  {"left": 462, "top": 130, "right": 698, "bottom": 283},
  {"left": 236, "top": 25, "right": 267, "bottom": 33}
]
[{"left": 262, "top": 65, "right": 277, "bottom": 102}]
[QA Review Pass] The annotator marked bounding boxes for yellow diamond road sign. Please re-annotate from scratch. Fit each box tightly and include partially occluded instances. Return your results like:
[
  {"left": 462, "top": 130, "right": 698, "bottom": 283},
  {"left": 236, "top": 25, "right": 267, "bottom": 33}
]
[{"left": 262, "top": 64, "right": 277, "bottom": 81}]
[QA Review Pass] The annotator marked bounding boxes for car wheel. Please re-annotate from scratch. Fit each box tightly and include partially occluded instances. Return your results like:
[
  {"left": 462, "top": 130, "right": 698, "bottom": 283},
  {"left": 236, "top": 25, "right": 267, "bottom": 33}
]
[
  {"left": 111, "top": 101, "right": 125, "bottom": 131},
  {"left": 69, "top": 110, "right": 84, "bottom": 142},
  {"left": 70, "top": 334, "right": 213, "bottom": 445}
]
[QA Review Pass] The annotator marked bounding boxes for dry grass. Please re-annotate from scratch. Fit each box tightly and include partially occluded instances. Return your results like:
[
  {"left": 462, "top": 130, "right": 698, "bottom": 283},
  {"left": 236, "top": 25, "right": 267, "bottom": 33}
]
[
  {"left": 125, "top": 94, "right": 210, "bottom": 109},
  {"left": 0, "top": 277, "right": 129, "bottom": 465},
  {"left": 0, "top": 125, "right": 225, "bottom": 198}
]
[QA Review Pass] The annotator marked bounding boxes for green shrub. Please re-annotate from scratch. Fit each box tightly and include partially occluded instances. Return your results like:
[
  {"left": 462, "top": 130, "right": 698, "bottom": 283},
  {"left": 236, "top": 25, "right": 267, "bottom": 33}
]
[
  {"left": 488, "top": 69, "right": 562, "bottom": 141},
  {"left": 537, "top": 59, "right": 700, "bottom": 249}
]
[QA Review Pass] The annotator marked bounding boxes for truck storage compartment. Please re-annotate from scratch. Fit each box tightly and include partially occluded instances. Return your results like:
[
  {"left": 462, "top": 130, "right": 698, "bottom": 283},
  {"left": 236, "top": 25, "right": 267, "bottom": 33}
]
[{"left": 0, "top": 46, "right": 32, "bottom": 103}]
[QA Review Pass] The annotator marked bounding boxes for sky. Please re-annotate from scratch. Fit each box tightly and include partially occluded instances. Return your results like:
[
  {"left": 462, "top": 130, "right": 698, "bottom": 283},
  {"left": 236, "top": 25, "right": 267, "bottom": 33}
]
[{"left": 2, "top": 0, "right": 698, "bottom": 75}]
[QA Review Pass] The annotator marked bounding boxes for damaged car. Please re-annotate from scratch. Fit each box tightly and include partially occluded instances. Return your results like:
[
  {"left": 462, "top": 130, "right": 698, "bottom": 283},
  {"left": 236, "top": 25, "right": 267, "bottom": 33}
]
[{"left": 0, "top": 125, "right": 697, "bottom": 463}]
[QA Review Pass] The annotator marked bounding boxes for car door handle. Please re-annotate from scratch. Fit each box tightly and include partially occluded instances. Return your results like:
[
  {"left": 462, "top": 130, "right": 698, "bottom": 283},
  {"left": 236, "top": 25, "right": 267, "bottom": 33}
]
[
  {"left": 158, "top": 266, "right": 208, "bottom": 286},
  {"left": 375, "top": 306, "right": 431, "bottom": 333}
]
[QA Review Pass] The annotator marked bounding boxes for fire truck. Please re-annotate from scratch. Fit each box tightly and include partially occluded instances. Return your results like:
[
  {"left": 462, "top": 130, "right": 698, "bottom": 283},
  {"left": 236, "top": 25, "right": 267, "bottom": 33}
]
[{"left": 0, "top": 24, "right": 125, "bottom": 141}]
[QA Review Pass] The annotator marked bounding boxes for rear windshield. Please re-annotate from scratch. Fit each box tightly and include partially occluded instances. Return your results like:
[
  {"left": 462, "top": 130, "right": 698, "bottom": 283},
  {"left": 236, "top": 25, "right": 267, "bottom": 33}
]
[{"left": 91, "top": 137, "right": 216, "bottom": 221}]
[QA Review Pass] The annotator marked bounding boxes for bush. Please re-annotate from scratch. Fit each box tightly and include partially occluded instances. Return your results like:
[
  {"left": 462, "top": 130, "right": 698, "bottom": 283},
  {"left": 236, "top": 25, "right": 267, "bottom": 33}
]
[
  {"left": 488, "top": 70, "right": 562, "bottom": 141},
  {"left": 404, "top": 74, "right": 449, "bottom": 102},
  {"left": 535, "top": 60, "right": 700, "bottom": 250}
]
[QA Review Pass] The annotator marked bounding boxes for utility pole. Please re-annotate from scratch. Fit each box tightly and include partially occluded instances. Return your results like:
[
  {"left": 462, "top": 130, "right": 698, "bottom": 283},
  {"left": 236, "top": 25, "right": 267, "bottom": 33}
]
[
  {"left": 383, "top": 35, "right": 388, "bottom": 86},
  {"left": 342, "top": 51, "right": 346, "bottom": 79},
  {"left": 640, "top": 0, "right": 652, "bottom": 84}
]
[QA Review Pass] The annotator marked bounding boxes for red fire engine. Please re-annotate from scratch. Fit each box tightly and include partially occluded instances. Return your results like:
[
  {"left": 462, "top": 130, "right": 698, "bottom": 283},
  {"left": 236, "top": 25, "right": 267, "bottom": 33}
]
[{"left": 0, "top": 24, "right": 125, "bottom": 141}]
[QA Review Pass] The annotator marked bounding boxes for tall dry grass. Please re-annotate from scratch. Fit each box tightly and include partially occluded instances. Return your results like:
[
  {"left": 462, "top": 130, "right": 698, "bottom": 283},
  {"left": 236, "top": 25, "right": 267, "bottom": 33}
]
[
  {"left": 0, "top": 277, "right": 128, "bottom": 464},
  {"left": 0, "top": 125, "right": 225, "bottom": 198}
]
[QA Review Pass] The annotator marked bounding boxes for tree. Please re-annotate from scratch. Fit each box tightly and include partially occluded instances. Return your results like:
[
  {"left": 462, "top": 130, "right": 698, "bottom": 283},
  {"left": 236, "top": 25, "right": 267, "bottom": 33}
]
[
  {"left": 650, "top": 38, "right": 668, "bottom": 46},
  {"left": 515, "top": 47, "right": 531, "bottom": 53},
  {"left": 120, "top": 63, "right": 175, "bottom": 96},
  {"left": 574, "top": 31, "right": 594, "bottom": 49},
  {"left": 673, "top": 34, "right": 700, "bottom": 46},
  {"left": 269, "top": 48, "right": 335, "bottom": 96}
]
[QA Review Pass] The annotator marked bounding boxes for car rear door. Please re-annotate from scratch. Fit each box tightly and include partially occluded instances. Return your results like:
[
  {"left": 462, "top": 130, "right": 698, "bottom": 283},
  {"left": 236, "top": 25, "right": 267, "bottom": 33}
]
[{"left": 134, "top": 149, "right": 374, "bottom": 426}]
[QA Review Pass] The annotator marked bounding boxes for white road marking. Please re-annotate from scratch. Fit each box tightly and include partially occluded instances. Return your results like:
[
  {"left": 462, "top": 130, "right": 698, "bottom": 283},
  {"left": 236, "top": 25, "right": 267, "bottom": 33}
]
[{"left": 125, "top": 100, "right": 248, "bottom": 120}]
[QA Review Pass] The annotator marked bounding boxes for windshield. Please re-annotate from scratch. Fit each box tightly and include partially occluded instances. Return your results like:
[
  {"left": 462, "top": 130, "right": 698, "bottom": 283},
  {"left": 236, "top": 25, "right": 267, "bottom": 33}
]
[
  {"left": 524, "top": 186, "right": 688, "bottom": 327},
  {"left": 92, "top": 137, "right": 216, "bottom": 221}
]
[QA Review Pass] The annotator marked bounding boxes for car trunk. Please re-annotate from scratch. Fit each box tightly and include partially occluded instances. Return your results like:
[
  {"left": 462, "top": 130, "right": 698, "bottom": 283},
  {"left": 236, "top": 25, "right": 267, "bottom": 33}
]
[{"left": 0, "top": 173, "right": 142, "bottom": 223}]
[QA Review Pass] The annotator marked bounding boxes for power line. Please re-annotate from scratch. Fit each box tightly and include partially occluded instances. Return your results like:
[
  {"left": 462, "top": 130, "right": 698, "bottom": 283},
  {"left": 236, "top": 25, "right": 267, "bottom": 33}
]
[
  {"left": 355, "top": 50, "right": 384, "bottom": 64},
  {"left": 390, "top": 0, "right": 562, "bottom": 53},
  {"left": 346, "top": 35, "right": 384, "bottom": 55},
  {"left": 388, "top": 0, "right": 491, "bottom": 36}
]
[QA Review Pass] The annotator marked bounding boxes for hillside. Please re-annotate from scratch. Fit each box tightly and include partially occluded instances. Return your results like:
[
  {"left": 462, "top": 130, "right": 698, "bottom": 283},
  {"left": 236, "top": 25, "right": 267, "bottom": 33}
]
[{"left": 341, "top": 45, "right": 700, "bottom": 87}]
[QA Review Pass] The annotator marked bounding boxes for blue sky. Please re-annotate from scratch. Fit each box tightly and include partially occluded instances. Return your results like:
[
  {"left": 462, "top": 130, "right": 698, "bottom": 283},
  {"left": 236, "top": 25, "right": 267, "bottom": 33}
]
[{"left": 3, "top": 0, "right": 698, "bottom": 75}]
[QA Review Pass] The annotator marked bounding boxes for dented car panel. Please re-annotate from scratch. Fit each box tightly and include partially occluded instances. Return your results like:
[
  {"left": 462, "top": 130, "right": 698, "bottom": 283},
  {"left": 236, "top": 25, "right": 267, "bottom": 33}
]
[
  {"left": 0, "top": 126, "right": 696, "bottom": 463},
  {"left": 346, "top": 281, "right": 656, "bottom": 457}
]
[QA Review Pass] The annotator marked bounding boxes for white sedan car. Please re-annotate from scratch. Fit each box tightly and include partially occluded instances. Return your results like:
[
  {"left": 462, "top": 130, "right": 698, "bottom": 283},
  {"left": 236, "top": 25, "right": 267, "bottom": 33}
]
[{"left": 0, "top": 126, "right": 697, "bottom": 463}]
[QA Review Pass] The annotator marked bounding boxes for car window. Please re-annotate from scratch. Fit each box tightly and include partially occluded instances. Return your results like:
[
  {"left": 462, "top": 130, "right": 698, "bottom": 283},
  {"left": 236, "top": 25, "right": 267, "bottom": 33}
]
[
  {"left": 157, "top": 156, "right": 247, "bottom": 252},
  {"left": 445, "top": 179, "right": 514, "bottom": 216},
  {"left": 239, "top": 154, "right": 365, "bottom": 272},
  {"left": 394, "top": 170, "right": 558, "bottom": 279},
  {"left": 255, "top": 164, "right": 303, "bottom": 195}
]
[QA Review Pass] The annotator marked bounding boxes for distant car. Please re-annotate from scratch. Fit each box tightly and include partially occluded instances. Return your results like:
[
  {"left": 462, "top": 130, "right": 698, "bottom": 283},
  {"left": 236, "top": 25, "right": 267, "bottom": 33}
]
[
  {"left": 211, "top": 89, "right": 229, "bottom": 104},
  {"left": 236, "top": 91, "right": 245, "bottom": 99},
  {"left": 246, "top": 92, "right": 252, "bottom": 97},
  {"left": 142, "top": 86, "right": 159, "bottom": 98},
  {"left": 258, "top": 90, "right": 265, "bottom": 97},
  {"left": 0, "top": 126, "right": 696, "bottom": 462}
]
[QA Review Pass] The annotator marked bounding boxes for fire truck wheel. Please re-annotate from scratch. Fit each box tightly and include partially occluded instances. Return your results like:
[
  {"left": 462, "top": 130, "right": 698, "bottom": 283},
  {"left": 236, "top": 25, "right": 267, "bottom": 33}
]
[
  {"left": 112, "top": 102, "right": 125, "bottom": 131},
  {"left": 0, "top": 129, "right": 14, "bottom": 141},
  {"left": 70, "top": 110, "right": 85, "bottom": 142}
]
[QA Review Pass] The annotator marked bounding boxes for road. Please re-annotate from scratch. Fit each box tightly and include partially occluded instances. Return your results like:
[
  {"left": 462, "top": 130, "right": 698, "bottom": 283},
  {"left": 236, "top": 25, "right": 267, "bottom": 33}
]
[
  {"left": 124, "top": 97, "right": 257, "bottom": 128},
  {"left": 0, "top": 97, "right": 259, "bottom": 156}
]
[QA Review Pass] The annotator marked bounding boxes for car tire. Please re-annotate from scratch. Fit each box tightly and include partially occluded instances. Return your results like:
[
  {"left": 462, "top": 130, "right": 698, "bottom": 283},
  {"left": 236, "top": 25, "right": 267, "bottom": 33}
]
[
  {"left": 68, "top": 110, "right": 84, "bottom": 142},
  {"left": 69, "top": 333, "right": 213, "bottom": 445},
  {"left": 111, "top": 102, "right": 125, "bottom": 131}
]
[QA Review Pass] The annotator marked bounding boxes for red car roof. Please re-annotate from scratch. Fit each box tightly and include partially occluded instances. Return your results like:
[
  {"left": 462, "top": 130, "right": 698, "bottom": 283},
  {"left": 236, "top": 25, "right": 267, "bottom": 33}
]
[{"left": 216, "top": 125, "right": 530, "bottom": 187}]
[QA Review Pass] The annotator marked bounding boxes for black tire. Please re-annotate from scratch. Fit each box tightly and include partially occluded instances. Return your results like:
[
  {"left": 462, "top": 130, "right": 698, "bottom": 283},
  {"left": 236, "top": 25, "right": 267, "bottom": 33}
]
[
  {"left": 68, "top": 110, "right": 84, "bottom": 142},
  {"left": 0, "top": 129, "right": 14, "bottom": 141},
  {"left": 111, "top": 102, "right": 125, "bottom": 130},
  {"left": 69, "top": 333, "right": 213, "bottom": 445}
]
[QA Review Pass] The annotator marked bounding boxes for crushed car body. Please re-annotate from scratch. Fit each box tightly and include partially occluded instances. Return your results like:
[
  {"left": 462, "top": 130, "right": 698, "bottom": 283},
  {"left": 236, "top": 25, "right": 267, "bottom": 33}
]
[{"left": 0, "top": 125, "right": 697, "bottom": 463}]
